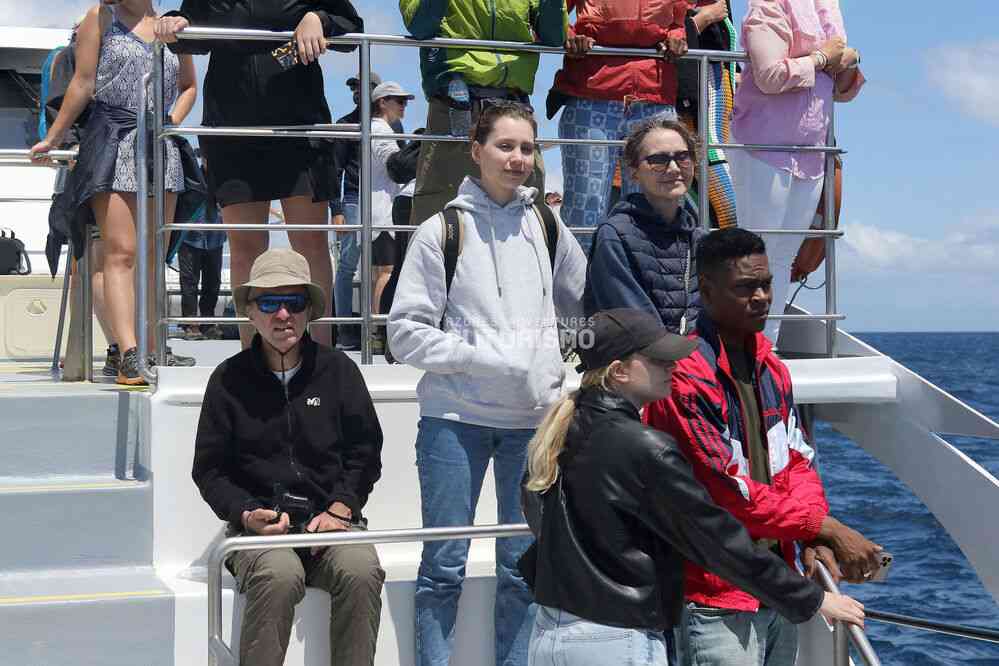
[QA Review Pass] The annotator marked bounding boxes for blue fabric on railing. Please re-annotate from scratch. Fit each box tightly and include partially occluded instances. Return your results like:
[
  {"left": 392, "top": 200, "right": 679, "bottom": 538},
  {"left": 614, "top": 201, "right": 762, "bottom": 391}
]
[{"left": 45, "top": 101, "right": 207, "bottom": 276}]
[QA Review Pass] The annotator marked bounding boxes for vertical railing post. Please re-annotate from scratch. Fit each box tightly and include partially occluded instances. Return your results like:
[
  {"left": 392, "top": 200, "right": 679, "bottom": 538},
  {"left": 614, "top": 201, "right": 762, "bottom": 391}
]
[
  {"left": 697, "top": 55, "right": 711, "bottom": 231},
  {"left": 816, "top": 561, "right": 882, "bottom": 666},
  {"left": 823, "top": 110, "right": 838, "bottom": 357},
  {"left": 358, "top": 39, "right": 374, "bottom": 364},
  {"left": 152, "top": 42, "right": 167, "bottom": 369},
  {"left": 51, "top": 246, "right": 73, "bottom": 377},
  {"left": 80, "top": 230, "right": 94, "bottom": 382},
  {"left": 833, "top": 620, "right": 850, "bottom": 666},
  {"left": 136, "top": 72, "right": 155, "bottom": 382}
]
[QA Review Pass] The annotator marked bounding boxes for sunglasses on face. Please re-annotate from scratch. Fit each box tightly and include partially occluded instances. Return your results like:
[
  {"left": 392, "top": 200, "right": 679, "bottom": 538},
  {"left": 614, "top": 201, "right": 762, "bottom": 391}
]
[
  {"left": 253, "top": 294, "right": 310, "bottom": 314},
  {"left": 642, "top": 151, "right": 693, "bottom": 171},
  {"left": 391, "top": 97, "right": 409, "bottom": 106}
]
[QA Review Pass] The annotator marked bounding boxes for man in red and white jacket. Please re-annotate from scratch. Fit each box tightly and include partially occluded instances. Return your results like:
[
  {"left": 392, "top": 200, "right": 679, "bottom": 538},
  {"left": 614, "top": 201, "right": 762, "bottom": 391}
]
[{"left": 645, "top": 227, "right": 882, "bottom": 665}]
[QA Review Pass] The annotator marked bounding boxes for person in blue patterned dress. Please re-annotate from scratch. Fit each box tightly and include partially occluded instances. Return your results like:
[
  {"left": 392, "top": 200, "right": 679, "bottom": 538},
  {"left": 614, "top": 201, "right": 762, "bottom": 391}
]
[{"left": 32, "top": 0, "right": 198, "bottom": 384}]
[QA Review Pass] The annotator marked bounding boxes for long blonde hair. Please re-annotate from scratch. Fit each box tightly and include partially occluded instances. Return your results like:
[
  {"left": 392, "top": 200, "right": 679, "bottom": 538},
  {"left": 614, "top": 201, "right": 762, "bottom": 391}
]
[{"left": 526, "top": 366, "right": 613, "bottom": 492}]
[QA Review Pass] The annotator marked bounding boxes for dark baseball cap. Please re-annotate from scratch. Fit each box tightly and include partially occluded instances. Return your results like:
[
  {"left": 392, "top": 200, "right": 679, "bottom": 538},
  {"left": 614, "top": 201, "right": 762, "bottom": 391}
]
[
  {"left": 346, "top": 72, "right": 382, "bottom": 88},
  {"left": 576, "top": 308, "right": 696, "bottom": 372}
]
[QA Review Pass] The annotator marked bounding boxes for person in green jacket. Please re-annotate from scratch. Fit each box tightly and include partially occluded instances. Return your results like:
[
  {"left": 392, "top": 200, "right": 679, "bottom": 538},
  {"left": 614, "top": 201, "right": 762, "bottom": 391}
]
[{"left": 400, "top": 0, "right": 567, "bottom": 227}]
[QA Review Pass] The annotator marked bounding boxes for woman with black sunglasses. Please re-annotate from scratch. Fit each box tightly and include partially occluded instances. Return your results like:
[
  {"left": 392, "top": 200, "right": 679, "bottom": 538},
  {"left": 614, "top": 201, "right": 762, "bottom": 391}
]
[{"left": 583, "top": 117, "right": 705, "bottom": 335}]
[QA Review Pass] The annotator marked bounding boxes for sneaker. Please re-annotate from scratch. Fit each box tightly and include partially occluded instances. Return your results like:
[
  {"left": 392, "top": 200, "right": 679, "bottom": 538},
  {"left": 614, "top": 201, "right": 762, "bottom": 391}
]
[
  {"left": 183, "top": 326, "right": 206, "bottom": 341},
  {"left": 148, "top": 346, "right": 197, "bottom": 368},
  {"left": 116, "top": 347, "right": 148, "bottom": 386},
  {"left": 102, "top": 344, "right": 121, "bottom": 377}
]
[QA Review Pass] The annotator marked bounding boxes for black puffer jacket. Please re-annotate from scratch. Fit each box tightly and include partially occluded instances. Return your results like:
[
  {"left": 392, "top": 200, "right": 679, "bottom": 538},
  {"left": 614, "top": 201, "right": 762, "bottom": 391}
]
[
  {"left": 522, "top": 387, "right": 823, "bottom": 630},
  {"left": 193, "top": 334, "right": 383, "bottom": 528}
]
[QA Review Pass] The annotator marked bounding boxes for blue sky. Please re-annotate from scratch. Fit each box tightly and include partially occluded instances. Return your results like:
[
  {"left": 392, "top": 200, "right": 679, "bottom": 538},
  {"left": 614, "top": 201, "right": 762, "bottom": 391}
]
[{"left": 6, "top": 0, "right": 998, "bottom": 331}]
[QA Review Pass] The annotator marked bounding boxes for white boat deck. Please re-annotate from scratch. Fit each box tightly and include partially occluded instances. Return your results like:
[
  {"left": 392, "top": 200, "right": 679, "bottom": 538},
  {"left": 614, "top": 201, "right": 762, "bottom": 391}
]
[{"left": 1, "top": 315, "right": 998, "bottom": 665}]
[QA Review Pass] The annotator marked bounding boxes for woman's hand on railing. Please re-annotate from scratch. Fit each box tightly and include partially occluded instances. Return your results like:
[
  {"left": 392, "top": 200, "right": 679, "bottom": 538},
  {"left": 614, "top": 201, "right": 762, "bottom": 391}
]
[
  {"left": 564, "top": 34, "right": 595, "bottom": 59},
  {"left": 155, "top": 15, "right": 189, "bottom": 43},
  {"left": 29, "top": 137, "right": 60, "bottom": 166},
  {"left": 658, "top": 36, "right": 688, "bottom": 63},
  {"left": 820, "top": 591, "right": 865, "bottom": 628},
  {"left": 295, "top": 12, "right": 328, "bottom": 65}
]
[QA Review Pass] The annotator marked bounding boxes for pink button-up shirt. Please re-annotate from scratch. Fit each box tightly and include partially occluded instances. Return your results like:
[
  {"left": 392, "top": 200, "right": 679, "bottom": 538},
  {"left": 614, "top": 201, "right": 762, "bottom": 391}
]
[{"left": 731, "top": 0, "right": 865, "bottom": 179}]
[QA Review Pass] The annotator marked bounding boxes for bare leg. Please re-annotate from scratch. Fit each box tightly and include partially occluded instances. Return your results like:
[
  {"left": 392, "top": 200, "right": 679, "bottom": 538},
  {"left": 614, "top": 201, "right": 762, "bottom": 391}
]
[
  {"left": 88, "top": 239, "right": 113, "bottom": 345},
  {"left": 92, "top": 193, "right": 138, "bottom": 353},
  {"left": 372, "top": 265, "right": 393, "bottom": 315},
  {"left": 281, "top": 195, "right": 332, "bottom": 347},
  {"left": 222, "top": 201, "right": 271, "bottom": 348}
]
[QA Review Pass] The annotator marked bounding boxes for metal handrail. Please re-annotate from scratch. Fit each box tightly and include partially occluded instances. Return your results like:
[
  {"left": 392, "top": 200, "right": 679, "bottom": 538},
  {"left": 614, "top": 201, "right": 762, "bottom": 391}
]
[
  {"left": 206, "top": 523, "right": 532, "bottom": 666},
  {"left": 815, "top": 562, "right": 881, "bottom": 666},
  {"left": 866, "top": 609, "right": 999, "bottom": 645},
  {"left": 139, "top": 30, "right": 846, "bottom": 372}
]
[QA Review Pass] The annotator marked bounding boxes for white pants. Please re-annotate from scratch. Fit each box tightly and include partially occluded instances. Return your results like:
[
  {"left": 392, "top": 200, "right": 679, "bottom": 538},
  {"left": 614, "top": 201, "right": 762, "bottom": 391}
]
[{"left": 729, "top": 150, "right": 823, "bottom": 345}]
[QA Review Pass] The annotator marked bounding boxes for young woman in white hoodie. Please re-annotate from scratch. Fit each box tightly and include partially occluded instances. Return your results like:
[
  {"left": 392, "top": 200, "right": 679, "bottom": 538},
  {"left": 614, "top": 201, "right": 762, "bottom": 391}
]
[{"left": 388, "top": 101, "right": 587, "bottom": 666}]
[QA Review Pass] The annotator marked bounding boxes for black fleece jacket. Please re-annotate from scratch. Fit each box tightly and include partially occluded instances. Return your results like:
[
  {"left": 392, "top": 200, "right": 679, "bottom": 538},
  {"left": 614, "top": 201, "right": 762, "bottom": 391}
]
[{"left": 193, "top": 334, "right": 383, "bottom": 528}]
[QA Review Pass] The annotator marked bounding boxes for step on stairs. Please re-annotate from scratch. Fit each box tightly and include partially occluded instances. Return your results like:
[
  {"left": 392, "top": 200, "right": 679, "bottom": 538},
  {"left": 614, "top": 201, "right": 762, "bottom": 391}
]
[{"left": 0, "top": 383, "right": 174, "bottom": 665}]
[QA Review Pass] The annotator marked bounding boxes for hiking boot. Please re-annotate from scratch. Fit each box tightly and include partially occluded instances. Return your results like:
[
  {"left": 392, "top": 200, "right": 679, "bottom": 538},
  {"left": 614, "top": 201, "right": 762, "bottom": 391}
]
[
  {"left": 116, "top": 347, "right": 148, "bottom": 386},
  {"left": 102, "top": 344, "right": 121, "bottom": 377}
]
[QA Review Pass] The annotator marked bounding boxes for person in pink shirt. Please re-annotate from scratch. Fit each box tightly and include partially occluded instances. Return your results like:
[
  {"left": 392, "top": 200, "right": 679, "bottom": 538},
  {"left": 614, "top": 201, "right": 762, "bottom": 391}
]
[{"left": 729, "top": 0, "right": 864, "bottom": 347}]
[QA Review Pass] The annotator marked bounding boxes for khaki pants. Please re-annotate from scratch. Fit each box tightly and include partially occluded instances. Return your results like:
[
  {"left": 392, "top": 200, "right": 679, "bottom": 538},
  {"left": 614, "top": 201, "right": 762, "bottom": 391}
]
[
  {"left": 409, "top": 96, "right": 546, "bottom": 226},
  {"left": 229, "top": 534, "right": 385, "bottom": 666}
]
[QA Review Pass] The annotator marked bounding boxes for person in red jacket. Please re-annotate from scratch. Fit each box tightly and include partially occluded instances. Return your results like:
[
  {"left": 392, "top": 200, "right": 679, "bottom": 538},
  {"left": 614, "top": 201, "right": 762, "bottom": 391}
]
[
  {"left": 548, "top": 0, "right": 689, "bottom": 253},
  {"left": 645, "top": 227, "right": 883, "bottom": 666}
]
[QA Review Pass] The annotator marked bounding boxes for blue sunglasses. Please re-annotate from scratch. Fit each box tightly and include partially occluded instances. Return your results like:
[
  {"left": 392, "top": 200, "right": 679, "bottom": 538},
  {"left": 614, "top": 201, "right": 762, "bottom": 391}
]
[{"left": 253, "top": 294, "right": 310, "bottom": 314}]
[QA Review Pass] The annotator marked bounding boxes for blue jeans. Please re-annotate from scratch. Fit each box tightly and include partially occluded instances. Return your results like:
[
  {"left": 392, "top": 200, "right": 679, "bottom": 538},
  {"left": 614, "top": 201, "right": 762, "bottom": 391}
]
[
  {"left": 529, "top": 605, "right": 671, "bottom": 666},
  {"left": 414, "top": 416, "right": 536, "bottom": 666},
  {"left": 334, "top": 199, "right": 360, "bottom": 347},
  {"left": 558, "top": 97, "right": 677, "bottom": 254},
  {"left": 677, "top": 604, "right": 798, "bottom": 666}
]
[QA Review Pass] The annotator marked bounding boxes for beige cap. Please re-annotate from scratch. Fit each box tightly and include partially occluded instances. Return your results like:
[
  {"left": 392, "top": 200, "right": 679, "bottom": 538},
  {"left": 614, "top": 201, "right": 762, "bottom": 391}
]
[
  {"left": 371, "top": 81, "right": 416, "bottom": 103},
  {"left": 232, "top": 248, "right": 326, "bottom": 321}
]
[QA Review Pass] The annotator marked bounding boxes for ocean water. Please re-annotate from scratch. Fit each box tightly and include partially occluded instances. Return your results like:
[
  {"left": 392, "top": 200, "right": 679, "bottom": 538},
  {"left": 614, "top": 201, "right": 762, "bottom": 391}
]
[{"left": 820, "top": 332, "right": 999, "bottom": 665}]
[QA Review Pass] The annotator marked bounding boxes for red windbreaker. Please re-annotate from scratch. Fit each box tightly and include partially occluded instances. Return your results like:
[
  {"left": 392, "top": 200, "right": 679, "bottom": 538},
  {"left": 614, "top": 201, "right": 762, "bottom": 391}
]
[
  {"left": 645, "top": 318, "right": 829, "bottom": 612},
  {"left": 553, "top": 0, "right": 688, "bottom": 105}
]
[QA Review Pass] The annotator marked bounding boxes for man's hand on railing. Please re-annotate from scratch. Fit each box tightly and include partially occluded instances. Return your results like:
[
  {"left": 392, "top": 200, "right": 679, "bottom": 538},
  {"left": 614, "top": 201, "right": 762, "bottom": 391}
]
[
  {"left": 295, "top": 12, "right": 328, "bottom": 65},
  {"left": 802, "top": 543, "right": 843, "bottom": 583},
  {"left": 817, "top": 515, "right": 884, "bottom": 583},
  {"left": 564, "top": 35, "right": 595, "bottom": 59},
  {"left": 820, "top": 592, "right": 865, "bottom": 628},
  {"left": 242, "top": 508, "right": 291, "bottom": 536},
  {"left": 155, "top": 15, "right": 189, "bottom": 43}
]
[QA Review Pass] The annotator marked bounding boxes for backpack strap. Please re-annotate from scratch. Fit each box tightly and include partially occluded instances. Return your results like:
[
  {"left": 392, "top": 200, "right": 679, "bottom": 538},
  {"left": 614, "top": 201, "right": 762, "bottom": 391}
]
[
  {"left": 440, "top": 207, "right": 463, "bottom": 295},
  {"left": 438, "top": 207, "right": 463, "bottom": 328},
  {"left": 531, "top": 202, "right": 559, "bottom": 275}
]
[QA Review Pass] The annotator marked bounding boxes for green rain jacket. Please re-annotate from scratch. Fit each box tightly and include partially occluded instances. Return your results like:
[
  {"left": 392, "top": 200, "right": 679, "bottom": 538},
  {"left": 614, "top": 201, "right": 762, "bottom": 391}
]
[{"left": 400, "top": 0, "right": 567, "bottom": 98}]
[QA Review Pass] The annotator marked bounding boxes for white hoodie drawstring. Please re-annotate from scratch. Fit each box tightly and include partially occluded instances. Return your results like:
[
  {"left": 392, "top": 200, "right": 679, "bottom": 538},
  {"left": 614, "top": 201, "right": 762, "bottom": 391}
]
[{"left": 487, "top": 206, "right": 503, "bottom": 298}]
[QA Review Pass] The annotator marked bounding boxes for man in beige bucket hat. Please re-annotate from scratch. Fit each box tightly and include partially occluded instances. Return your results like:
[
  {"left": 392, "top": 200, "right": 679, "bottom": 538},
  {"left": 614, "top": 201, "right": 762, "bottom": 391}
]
[{"left": 195, "top": 248, "right": 386, "bottom": 666}]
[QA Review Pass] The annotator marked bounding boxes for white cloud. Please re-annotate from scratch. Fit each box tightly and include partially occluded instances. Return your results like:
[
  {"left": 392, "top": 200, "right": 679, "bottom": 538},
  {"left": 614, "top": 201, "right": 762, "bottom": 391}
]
[
  {"left": 0, "top": 0, "right": 92, "bottom": 27},
  {"left": 926, "top": 41, "right": 999, "bottom": 127},
  {"left": 840, "top": 219, "right": 999, "bottom": 275}
]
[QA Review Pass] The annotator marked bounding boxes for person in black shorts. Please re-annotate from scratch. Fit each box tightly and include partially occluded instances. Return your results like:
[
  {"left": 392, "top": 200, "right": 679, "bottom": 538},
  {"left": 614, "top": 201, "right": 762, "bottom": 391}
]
[{"left": 156, "top": 0, "right": 364, "bottom": 349}]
